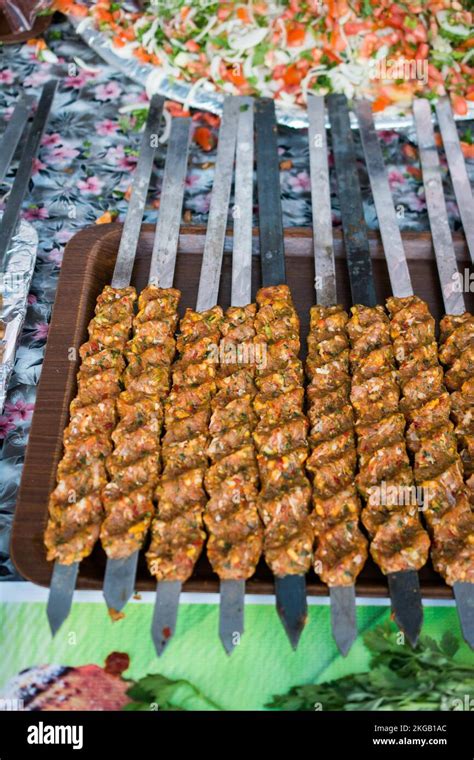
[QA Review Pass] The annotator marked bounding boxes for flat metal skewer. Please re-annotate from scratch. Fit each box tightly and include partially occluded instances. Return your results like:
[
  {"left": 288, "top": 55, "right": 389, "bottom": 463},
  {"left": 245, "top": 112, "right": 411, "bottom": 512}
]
[
  {"left": 435, "top": 96, "right": 474, "bottom": 265},
  {"left": 152, "top": 96, "right": 240, "bottom": 656},
  {"left": 255, "top": 97, "right": 307, "bottom": 650},
  {"left": 220, "top": 96, "right": 254, "bottom": 655},
  {"left": 103, "top": 116, "right": 192, "bottom": 613},
  {"left": 47, "top": 93, "right": 165, "bottom": 636},
  {"left": 413, "top": 98, "right": 465, "bottom": 316},
  {"left": 413, "top": 98, "right": 474, "bottom": 649},
  {"left": 0, "top": 95, "right": 32, "bottom": 184},
  {"left": 0, "top": 80, "right": 57, "bottom": 269},
  {"left": 308, "top": 93, "right": 357, "bottom": 656},
  {"left": 330, "top": 93, "right": 423, "bottom": 648}
]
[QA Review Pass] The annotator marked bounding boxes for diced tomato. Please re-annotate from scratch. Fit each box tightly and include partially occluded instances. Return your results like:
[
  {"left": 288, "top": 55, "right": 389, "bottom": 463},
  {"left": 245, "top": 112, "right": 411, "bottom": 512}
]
[
  {"left": 415, "top": 43, "right": 429, "bottom": 60},
  {"left": 428, "top": 65, "right": 444, "bottom": 84},
  {"left": 237, "top": 7, "right": 251, "bottom": 23},
  {"left": 412, "top": 24, "right": 427, "bottom": 43},
  {"left": 134, "top": 47, "right": 152, "bottom": 63},
  {"left": 283, "top": 64, "right": 303, "bottom": 87},
  {"left": 217, "top": 3, "right": 232, "bottom": 20},
  {"left": 450, "top": 94, "right": 468, "bottom": 116},
  {"left": 121, "top": 27, "right": 135, "bottom": 41},
  {"left": 55, "top": 0, "right": 88, "bottom": 16},
  {"left": 336, "top": 0, "right": 349, "bottom": 16},
  {"left": 272, "top": 64, "right": 286, "bottom": 80},
  {"left": 322, "top": 47, "right": 342, "bottom": 64},
  {"left": 95, "top": 9, "right": 113, "bottom": 23},
  {"left": 344, "top": 21, "right": 372, "bottom": 35},
  {"left": 185, "top": 39, "right": 200, "bottom": 52},
  {"left": 166, "top": 101, "right": 191, "bottom": 117},
  {"left": 372, "top": 95, "right": 392, "bottom": 112},
  {"left": 226, "top": 65, "right": 247, "bottom": 87},
  {"left": 388, "top": 4, "right": 405, "bottom": 29},
  {"left": 330, "top": 25, "right": 347, "bottom": 53},
  {"left": 286, "top": 22, "right": 306, "bottom": 47},
  {"left": 194, "top": 126, "right": 215, "bottom": 152},
  {"left": 460, "top": 141, "right": 474, "bottom": 160}
]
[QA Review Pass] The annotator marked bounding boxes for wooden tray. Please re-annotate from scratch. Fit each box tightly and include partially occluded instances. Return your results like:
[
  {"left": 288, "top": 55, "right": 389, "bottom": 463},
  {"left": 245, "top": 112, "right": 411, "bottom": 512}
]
[{"left": 12, "top": 223, "right": 474, "bottom": 597}]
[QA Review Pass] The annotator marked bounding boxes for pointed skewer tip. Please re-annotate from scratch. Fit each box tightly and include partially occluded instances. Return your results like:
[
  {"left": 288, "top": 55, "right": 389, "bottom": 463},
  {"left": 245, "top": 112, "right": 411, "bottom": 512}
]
[
  {"left": 453, "top": 582, "right": 474, "bottom": 650},
  {"left": 387, "top": 570, "right": 423, "bottom": 648},
  {"left": 46, "top": 561, "right": 79, "bottom": 638},
  {"left": 329, "top": 586, "right": 357, "bottom": 656},
  {"left": 275, "top": 575, "right": 308, "bottom": 651},
  {"left": 219, "top": 579, "right": 245, "bottom": 656},
  {"left": 151, "top": 580, "right": 181, "bottom": 657},
  {"left": 103, "top": 552, "right": 139, "bottom": 612}
]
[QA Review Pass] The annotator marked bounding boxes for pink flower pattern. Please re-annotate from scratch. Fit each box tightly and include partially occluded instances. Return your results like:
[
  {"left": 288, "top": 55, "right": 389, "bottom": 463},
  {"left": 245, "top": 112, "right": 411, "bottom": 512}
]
[{"left": 77, "top": 176, "right": 104, "bottom": 194}]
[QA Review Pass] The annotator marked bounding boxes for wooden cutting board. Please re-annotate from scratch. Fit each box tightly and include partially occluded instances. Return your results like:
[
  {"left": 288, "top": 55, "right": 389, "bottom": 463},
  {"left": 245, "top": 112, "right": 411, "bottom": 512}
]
[{"left": 12, "top": 223, "right": 474, "bottom": 595}]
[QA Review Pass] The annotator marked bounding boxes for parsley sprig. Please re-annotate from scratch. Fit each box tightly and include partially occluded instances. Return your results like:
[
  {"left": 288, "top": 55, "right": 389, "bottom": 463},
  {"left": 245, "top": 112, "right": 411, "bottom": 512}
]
[{"left": 266, "top": 623, "right": 473, "bottom": 711}]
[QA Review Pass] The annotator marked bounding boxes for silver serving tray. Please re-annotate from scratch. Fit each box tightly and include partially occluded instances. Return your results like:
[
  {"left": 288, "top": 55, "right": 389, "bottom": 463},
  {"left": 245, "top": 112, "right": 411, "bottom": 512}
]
[{"left": 0, "top": 218, "right": 38, "bottom": 413}]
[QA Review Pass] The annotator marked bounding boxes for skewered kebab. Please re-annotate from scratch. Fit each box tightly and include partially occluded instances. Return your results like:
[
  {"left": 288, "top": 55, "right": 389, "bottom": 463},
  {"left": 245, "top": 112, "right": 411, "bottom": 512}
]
[
  {"left": 356, "top": 96, "right": 473, "bottom": 648},
  {"left": 101, "top": 117, "right": 192, "bottom": 613},
  {"left": 45, "top": 94, "right": 165, "bottom": 635},
  {"left": 346, "top": 304, "right": 430, "bottom": 583},
  {"left": 438, "top": 312, "right": 474, "bottom": 503},
  {"left": 148, "top": 96, "right": 240, "bottom": 656},
  {"left": 413, "top": 98, "right": 473, "bottom": 647},
  {"left": 387, "top": 297, "right": 473, "bottom": 587},
  {"left": 254, "top": 98, "right": 313, "bottom": 649},
  {"left": 329, "top": 94, "right": 430, "bottom": 647},
  {"left": 305, "top": 94, "right": 368, "bottom": 656},
  {"left": 203, "top": 99, "right": 263, "bottom": 655}
]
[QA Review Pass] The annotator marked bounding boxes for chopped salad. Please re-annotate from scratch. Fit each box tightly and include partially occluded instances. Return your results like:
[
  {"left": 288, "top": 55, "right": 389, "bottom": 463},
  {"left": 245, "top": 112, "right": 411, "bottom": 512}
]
[{"left": 61, "top": 1, "right": 473, "bottom": 114}]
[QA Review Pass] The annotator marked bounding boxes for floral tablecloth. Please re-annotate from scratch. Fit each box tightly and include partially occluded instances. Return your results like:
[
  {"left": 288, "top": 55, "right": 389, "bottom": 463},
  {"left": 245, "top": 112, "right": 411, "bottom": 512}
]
[{"left": 0, "top": 17, "right": 473, "bottom": 580}]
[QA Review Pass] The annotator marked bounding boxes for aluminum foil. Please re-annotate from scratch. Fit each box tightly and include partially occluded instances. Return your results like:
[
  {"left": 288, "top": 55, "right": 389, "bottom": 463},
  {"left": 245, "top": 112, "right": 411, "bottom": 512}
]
[
  {"left": 72, "top": 16, "right": 474, "bottom": 130},
  {"left": 0, "top": 218, "right": 38, "bottom": 413}
]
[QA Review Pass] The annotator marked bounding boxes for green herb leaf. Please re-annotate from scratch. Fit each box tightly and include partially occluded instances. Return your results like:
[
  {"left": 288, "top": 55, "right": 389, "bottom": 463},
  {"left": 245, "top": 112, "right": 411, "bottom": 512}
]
[
  {"left": 124, "top": 673, "right": 222, "bottom": 711},
  {"left": 266, "top": 623, "right": 474, "bottom": 711}
]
